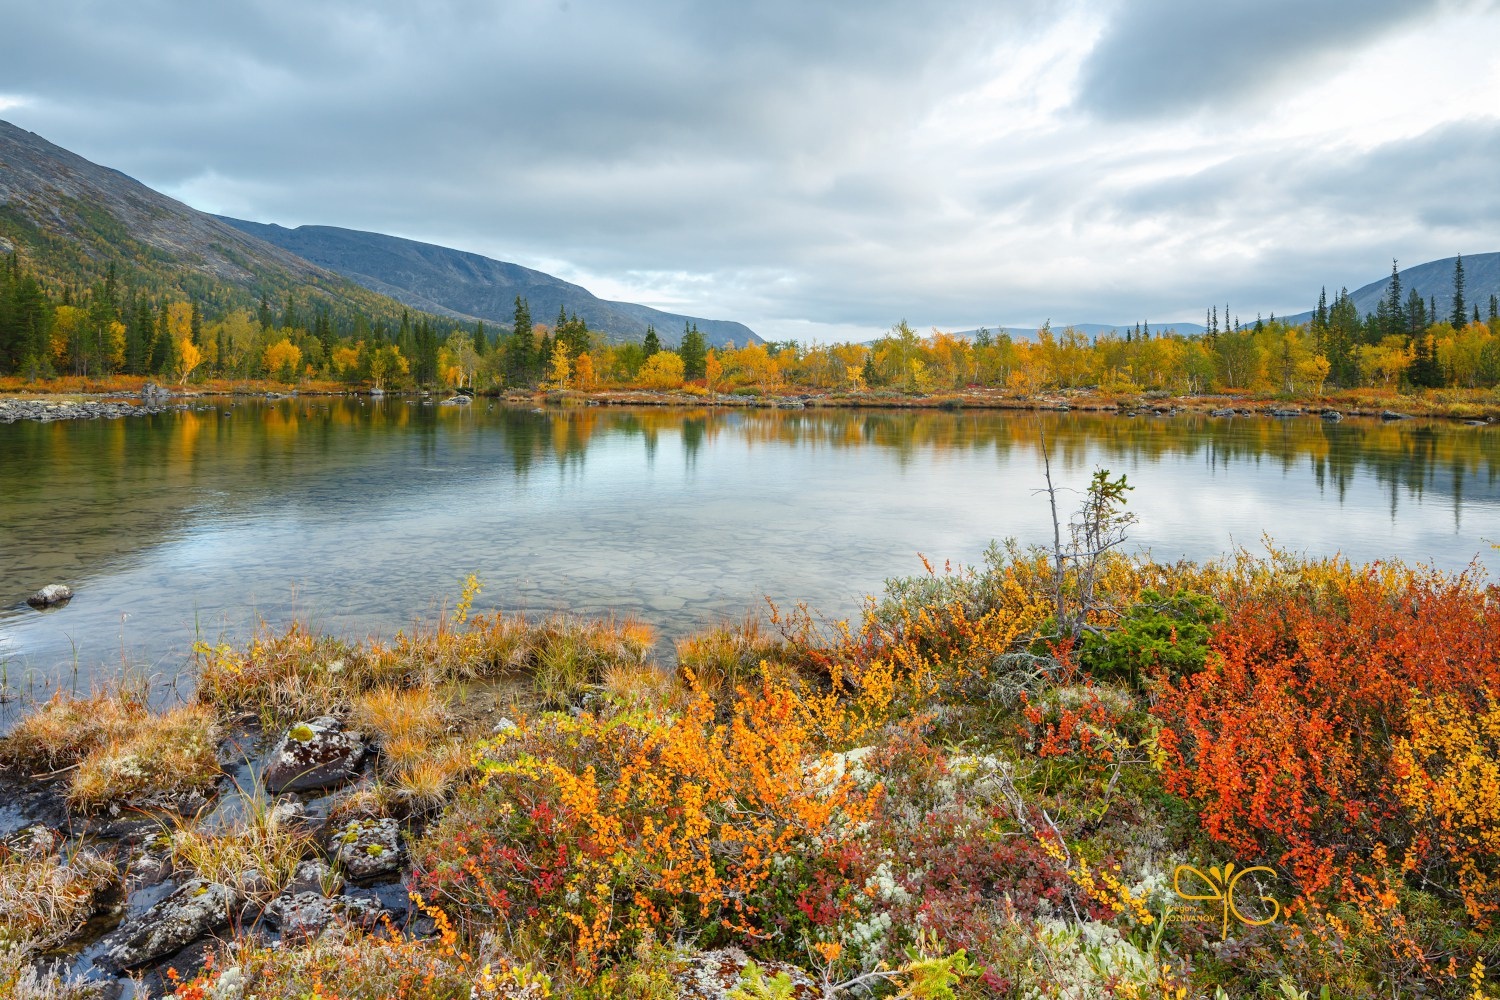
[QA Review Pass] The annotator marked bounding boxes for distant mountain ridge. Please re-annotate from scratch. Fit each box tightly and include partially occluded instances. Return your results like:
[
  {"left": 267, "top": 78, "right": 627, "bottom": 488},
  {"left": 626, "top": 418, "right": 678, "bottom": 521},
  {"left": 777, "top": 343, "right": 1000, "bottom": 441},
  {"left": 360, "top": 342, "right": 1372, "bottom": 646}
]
[
  {"left": 219, "top": 219, "right": 761, "bottom": 348},
  {"left": 1282, "top": 253, "right": 1500, "bottom": 327},
  {"left": 944, "top": 321, "right": 1207, "bottom": 342}
]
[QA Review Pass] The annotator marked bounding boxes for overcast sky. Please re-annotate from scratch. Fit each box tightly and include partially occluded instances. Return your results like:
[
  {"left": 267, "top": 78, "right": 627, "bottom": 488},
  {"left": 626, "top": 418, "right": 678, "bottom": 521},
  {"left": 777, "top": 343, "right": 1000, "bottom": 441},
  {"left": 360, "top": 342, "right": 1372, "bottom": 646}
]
[{"left": 2, "top": 1, "right": 1498, "bottom": 342}]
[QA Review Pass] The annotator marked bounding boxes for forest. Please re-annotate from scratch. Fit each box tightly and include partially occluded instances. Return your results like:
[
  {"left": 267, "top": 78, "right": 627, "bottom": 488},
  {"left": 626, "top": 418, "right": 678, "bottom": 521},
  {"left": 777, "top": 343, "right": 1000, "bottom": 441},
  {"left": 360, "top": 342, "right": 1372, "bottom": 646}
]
[{"left": 2, "top": 251, "right": 1500, "bottom": 399}]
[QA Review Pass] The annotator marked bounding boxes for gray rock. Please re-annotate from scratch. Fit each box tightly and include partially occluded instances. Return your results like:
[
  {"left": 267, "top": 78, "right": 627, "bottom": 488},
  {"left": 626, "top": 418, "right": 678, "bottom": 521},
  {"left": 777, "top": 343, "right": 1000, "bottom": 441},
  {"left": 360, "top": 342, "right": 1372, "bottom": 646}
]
[
  {"left": 327, "top": 816, "right": 402, "bottom": 880},
  {"left": 265, "top": 891, "right": 384, "bottom": 940},
  {"left": 101, "top": 878, "right": 241, "bottom": 970},
  {"left": 1381, "top": 409, "right": 1412, "bottom": 421},
  {"left": 1209, "top": 408, "right": 1236, "bottom": 417},
  {"left": 674, "top": 947, "right": 821, "bottom": 1000},
  {"left": 3, "top": 823, "right": 62, "bottom": 857},
  {"left": 262, "top": 717, "right": 366, "bottom": 793},
  {"left": 285, "top": 858, "right": 343, "bottom": 897},
  {"left": 27, "top": 584, "right": 74, "bottom": 607},
  {"left": 125, "top": 833, "right": 177, "bottom": 889}
]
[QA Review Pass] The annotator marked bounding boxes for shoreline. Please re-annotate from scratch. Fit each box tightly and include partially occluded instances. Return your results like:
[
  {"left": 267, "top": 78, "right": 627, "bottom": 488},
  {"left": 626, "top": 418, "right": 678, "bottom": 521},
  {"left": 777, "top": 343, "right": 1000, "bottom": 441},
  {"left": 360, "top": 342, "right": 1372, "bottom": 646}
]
[{"left": 3, "top": 379, "right": 1496, "bottom": 424}]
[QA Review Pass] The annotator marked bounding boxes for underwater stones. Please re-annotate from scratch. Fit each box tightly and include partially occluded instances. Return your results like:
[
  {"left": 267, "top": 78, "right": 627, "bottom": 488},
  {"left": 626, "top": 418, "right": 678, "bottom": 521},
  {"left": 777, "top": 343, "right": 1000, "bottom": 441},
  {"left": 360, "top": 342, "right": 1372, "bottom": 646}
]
[
  {"left": 262, "top": 716, "right": 366, "bottom": 793},
  {"left": 327, "top": 816, "right": 402, "bottom": 880},
  {"left": 27, "top": 584, "right": 73, "bottom": 607},
  {"left": 100, "top": 878, "right": 241, "bottom": 970}
]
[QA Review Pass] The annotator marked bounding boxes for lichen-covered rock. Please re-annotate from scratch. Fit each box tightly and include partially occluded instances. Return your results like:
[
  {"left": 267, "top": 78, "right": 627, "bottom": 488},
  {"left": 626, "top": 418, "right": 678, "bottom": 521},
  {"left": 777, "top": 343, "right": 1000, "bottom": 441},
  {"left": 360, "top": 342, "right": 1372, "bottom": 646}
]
[
  {"left": 262, "top": 716, "right": 366, "bottom": 793},
  {"left": 328, "top": 816, "right": 401, "bottom": 880},
  {"left": 674, "top": 948, "right": 823, "bottom": 1000},
  {"left": 26, "top": 584, "right": 73, "bottom": 607},
  {"left": 285, "top": 858, "right": 343, "bottom": 896},
  {"left": 265, "top": 891, "right": 385, "bottom": 941},
  {"left": 3, "top": 823, "right": 62, "bottom": 857},
  {"left": 125, "top": 831, "right": 177, "bottom": 889},
  {"left": 100, "top": 878, "right": 241, "bottom": 970}
]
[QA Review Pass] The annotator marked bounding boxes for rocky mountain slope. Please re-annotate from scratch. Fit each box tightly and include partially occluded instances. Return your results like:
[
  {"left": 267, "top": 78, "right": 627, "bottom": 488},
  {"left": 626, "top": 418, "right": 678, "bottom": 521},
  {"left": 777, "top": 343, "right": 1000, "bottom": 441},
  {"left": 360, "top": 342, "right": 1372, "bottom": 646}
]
[
  {"left": 218, "top": 219, "right": 760, "bottom": 347},
  {"left": 0, "top": 120, "right": 414, "bottom": 324}
]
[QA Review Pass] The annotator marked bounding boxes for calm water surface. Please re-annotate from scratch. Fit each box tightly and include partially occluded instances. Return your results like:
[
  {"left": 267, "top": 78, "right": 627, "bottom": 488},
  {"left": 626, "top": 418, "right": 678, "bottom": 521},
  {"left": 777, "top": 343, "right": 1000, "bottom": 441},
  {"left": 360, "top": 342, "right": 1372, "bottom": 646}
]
[{"left": 2, "top": 398, "right": 1497, "bottom": 706}]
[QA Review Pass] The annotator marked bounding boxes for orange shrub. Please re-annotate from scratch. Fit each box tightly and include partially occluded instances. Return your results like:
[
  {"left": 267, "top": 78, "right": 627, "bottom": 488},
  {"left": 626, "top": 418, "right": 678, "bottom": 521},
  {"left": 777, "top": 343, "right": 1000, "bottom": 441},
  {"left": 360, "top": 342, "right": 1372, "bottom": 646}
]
[
  {"left": 1153, "top": 561, "right": 1500, "bottom": 904},
  {"left": 412, "top": 677, "right": 882, "bottom": 973}
]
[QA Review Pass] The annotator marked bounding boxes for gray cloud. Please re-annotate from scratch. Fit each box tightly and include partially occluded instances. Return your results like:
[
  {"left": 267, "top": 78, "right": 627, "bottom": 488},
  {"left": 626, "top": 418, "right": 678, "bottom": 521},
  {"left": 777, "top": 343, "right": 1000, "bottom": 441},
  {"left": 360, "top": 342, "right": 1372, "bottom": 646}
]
[
  {"left": 1, "top": 0, "right": 1497, "bottom": 338},
  {"left": 1074, "top": 0, "right": 1462, "bottom": 120}
]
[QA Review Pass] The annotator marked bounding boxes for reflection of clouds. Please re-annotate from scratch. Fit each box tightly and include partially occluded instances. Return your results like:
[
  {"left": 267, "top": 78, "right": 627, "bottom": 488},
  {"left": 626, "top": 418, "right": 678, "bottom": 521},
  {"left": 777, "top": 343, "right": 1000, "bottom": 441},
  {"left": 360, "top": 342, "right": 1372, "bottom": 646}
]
[{"left": 1, "top": 404, "right": 1496, "bottom": 693}]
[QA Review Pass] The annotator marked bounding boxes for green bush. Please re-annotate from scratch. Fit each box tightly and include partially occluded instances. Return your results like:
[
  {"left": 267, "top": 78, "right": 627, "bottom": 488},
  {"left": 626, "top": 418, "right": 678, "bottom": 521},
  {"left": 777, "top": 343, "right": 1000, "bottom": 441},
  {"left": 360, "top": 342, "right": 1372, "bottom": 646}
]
[{"left": 1079, "top": 588, "right": 1222, "bottom": 688}]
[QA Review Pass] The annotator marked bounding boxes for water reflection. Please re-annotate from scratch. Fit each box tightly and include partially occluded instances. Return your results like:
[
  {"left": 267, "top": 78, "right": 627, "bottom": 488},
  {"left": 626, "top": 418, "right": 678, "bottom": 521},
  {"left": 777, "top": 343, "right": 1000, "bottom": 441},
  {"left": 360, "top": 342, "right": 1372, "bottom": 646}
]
[{"left": 0, "top": 398, "right": 1495, "bottom": 706}]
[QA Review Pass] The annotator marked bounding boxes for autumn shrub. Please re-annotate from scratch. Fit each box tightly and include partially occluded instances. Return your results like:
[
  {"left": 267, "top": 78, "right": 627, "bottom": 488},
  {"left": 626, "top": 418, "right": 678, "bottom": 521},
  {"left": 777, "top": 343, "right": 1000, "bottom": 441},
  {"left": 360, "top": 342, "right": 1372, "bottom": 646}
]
[
  {"left": 1391, "top": 693, "right": 1500, "bottom": 926},
  {"left": 411, "top": 679, "right": 881, "bottom": 973},
  {"left": 1153, "top": 559, "right": 1500, "bottom": 909}
]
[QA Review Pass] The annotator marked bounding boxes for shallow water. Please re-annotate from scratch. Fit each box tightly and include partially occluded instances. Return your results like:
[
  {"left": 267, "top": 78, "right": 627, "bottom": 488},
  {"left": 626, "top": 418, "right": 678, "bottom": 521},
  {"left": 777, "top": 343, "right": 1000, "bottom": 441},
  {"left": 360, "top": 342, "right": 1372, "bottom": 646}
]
[{"left": 1, "top": 398, "right": 1496, "bottom": 712}]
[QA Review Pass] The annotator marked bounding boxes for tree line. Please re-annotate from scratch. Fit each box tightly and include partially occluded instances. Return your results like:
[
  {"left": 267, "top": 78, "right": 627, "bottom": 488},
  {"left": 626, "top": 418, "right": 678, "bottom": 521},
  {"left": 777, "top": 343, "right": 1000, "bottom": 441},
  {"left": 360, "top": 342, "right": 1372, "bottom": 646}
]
[{"left": 4, "top": 250, "right": 1498, "bottom": 395}]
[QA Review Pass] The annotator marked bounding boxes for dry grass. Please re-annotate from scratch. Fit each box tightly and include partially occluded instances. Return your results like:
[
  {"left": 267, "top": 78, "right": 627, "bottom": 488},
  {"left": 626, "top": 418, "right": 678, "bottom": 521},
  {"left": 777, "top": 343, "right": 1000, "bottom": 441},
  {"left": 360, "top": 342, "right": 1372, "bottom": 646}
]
[
  {"left": 198, "top": 609, "right": 660, "bottom": 726},
  {"left": 195, "top": 623, "right": 383, "bottom": 724},
  {"left": 674, "top": 615, "right": 783, "bottom": 700},
  {"left": 0, "top": 691, "right": 147, "bottom": 773},
  {"left": 66, "top": 703, "right": 223, "bottom": 814},
  {"left": 386, "top": 740, "right": 473, "bottom": 814},
  {"left": 0, "top": 941, "right": 119, "bottom": 1000},
  {"left": 352, "top": 687, "right": 473, "bottom": 813},
  {"left": 163, "top": 797, "right": 316, "bottom": 905},
  {"left": 601, "top": 660, "right": 685, "bottom": 708},
  {"left": 0, "top": 843, "right": 117, "bottom": 953},
  {"left": 352, "top": 686, "right": 452, "bottom": 749}
]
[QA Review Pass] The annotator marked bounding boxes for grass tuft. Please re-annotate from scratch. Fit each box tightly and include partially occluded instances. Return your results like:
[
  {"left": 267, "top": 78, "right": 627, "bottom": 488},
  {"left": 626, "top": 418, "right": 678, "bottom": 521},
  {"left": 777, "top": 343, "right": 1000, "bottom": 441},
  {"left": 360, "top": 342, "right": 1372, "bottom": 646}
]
[{"left": 66, "top": 703, "right": 222, "bottom": 814}]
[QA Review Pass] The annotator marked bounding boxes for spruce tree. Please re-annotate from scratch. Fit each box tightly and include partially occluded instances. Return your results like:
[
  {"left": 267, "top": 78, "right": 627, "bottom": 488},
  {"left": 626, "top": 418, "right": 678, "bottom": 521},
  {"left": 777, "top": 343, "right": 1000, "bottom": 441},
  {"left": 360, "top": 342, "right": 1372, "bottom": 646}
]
[
  {"left": 473, "top": 321, "right": 487, "bottom": 356},
  {"left": 1451, "top": 254, "right": 1466, "bottom": 328},
  {"left": 680, "top": 323, "right": 707, "bottom": 380},
  {"left": 642, "top": 325, "right": 660, "bottom": 358},
  {"left": 1490, "top": 294, "right": 1498, "bottom": 322},
  {"left": 507, "top": 296, "right": 532, "bottom": 384},
  {"left": 1385, "top": 260, "right": 1403, "bottom": 336}
]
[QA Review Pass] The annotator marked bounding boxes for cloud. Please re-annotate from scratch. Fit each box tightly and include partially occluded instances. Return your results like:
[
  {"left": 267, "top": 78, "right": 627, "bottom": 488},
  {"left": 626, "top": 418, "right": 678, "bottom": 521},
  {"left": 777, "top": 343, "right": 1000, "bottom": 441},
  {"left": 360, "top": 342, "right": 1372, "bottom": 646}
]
[
  {"left": 2, "top": 0, "right": 1499, "bottom": 342},
  {"left": 1073, "top": 0, "right": 1462, "bottom": 120}
]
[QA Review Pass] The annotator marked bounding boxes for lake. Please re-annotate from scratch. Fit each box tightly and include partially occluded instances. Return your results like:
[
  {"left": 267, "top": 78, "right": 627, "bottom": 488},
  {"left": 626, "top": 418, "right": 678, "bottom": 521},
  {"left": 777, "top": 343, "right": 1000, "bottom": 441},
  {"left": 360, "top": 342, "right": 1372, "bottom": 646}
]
[{"left": 2, "top": 397, "right": 1496, "bottom": 712}]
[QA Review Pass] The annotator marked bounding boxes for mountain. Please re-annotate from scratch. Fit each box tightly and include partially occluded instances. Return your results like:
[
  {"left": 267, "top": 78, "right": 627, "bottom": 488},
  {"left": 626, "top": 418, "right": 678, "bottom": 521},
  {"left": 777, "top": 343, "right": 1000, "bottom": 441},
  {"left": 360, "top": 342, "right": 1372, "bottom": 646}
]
[
  {"left": 944, "top": 321, "right": 1207, "bottom": 342},
  {"left": 219, "top": 219, "right": 761, "bottom": 348},
  {"left": 0, "top": 120, "right": 420, "bottom": 325},
  {"left": 1281, "top": 253, "right": 1500, "bottom": 327}
]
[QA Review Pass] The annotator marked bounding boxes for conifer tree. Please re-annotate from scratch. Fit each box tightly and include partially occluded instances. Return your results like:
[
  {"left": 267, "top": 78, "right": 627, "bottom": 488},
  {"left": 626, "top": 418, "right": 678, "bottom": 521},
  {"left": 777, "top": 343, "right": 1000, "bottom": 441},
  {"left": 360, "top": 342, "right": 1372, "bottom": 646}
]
[
  {"left": 473, "top": 320, "right": 487, "bottom": 356},
  {"left": 643, "top": 325, "right": 660, "bottom": 358},
  {"left": 680, "top": 322, "right": 707, "bottom": 380},
  {"left": 1451, "top": 254, "right": 1467, "bottom": 328},
  {"left": 1385, "top": 260, "right": 1403, "bottom": 336},
  {"left": 507, "top": 296, "right": 532, "bottom": 384}
]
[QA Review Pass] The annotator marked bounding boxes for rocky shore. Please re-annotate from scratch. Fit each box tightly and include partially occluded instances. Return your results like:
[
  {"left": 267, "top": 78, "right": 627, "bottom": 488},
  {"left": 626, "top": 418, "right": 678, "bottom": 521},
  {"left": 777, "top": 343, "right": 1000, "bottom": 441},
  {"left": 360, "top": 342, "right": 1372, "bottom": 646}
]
[{"left": 0, "top": 394, "right": 185, "bottom": 424}]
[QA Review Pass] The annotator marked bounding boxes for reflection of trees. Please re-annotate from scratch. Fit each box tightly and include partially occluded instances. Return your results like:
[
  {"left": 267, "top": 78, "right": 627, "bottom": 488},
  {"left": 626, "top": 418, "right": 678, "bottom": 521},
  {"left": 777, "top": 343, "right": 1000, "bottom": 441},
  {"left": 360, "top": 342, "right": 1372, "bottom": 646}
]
[{"left": 2, "top": 402, "right": 1494, "bottom": 585}]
